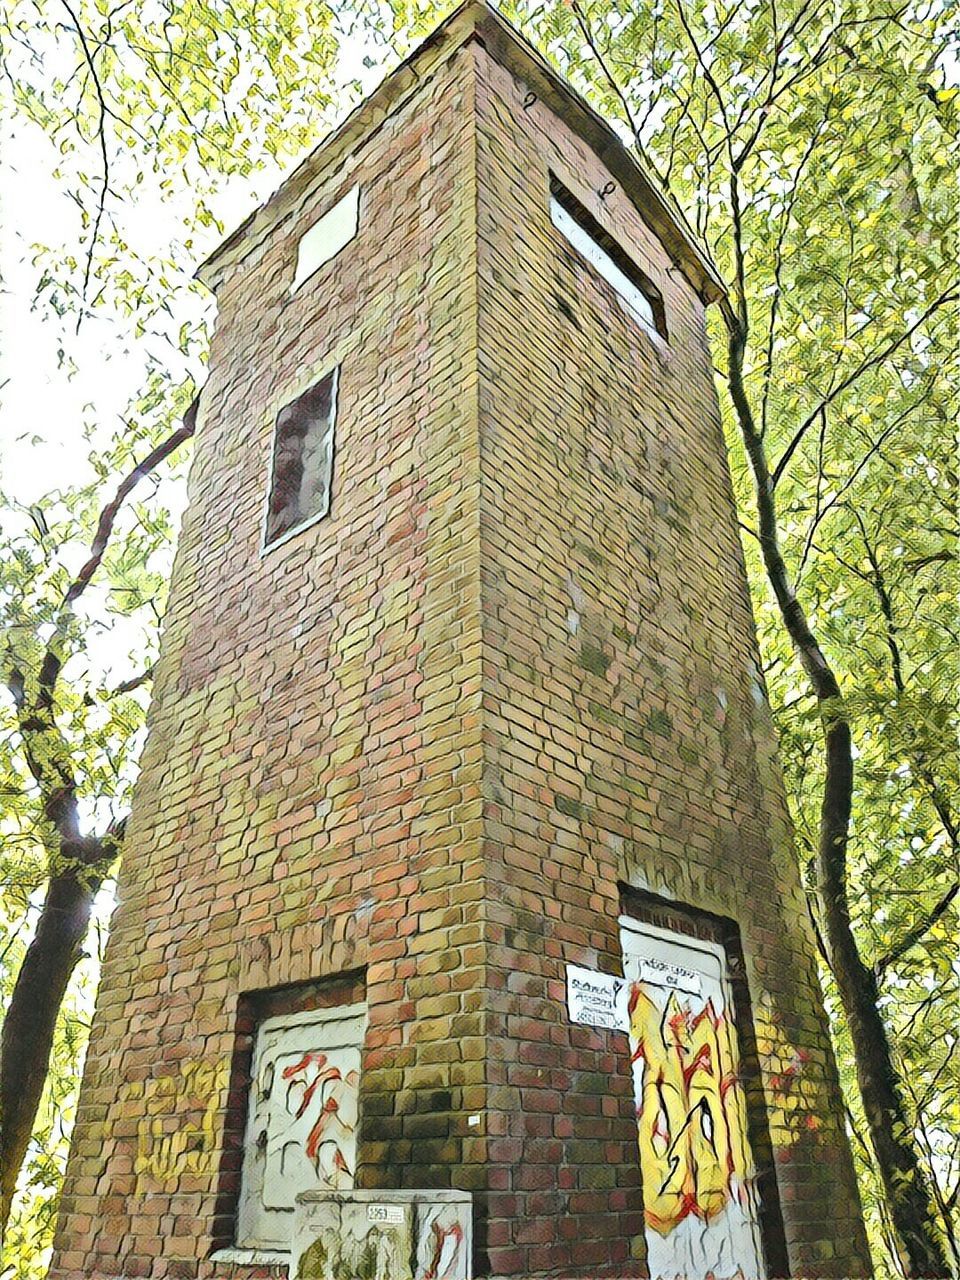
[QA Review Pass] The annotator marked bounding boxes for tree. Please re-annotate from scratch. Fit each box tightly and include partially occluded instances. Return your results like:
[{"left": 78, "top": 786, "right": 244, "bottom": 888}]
[
  {"left": 487, "top": 0, "right": 956, "bottom": 1268},
  {"left": 0, "top": 394, "right": 197, "bottom": 1229}
]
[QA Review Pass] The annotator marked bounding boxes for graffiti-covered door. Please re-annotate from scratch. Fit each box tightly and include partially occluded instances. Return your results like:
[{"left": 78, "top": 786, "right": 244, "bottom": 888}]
[
  {"left": 619, "top": 919, "right": 766, "bottom": 1280},
  {"left": 237, "top": 1003, "right": 366, "bottom": 1249}
]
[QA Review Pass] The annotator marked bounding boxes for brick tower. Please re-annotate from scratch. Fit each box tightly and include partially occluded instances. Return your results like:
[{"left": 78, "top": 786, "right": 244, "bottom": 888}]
[{"left": 50, "top": 5, "right": 871, "bottom": 1278}]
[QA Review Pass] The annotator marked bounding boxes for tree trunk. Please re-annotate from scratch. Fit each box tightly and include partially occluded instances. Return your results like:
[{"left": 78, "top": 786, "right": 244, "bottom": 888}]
[
  {"left": 818, "top": 719, "right": 951, "bottom": 1278},
  {"left": 727, "top": 317, "right": 950, "bottom": 1278},
  {"left": 0, "top": 864, "right": 101, "bottom": 1235}
]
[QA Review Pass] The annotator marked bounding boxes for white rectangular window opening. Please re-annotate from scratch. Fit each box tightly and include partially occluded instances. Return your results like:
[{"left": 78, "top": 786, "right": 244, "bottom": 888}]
[
  {"left": 549, "top": 178, "right": 665, "bottom": 339},
  {"left": 263, "top": 367, "right": 339, "bottom": 550},
  {"left": 237, "top": 1003, "right": 367, "bottom": 1251},
  {"left": 291, "top": 184, "right": 360, "bottom": 293}
]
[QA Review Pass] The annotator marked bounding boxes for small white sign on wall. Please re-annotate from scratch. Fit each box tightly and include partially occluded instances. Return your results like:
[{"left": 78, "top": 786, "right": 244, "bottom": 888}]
[
  {"left": 565, "top": 965, "right": 630, "bottom": 1032},
  {"left": 367, "top": 1203, "right": 405, "bottom": 1224},
  {"left": 635, "top": 955, "right": 702, "bottom": 995},
  {"left": 291, "top": 185, "right": 360, "bottom": 293}
]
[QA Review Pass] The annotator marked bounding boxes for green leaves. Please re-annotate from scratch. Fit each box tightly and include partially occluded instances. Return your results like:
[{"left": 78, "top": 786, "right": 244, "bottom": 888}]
[{"left": 2, "top": 0, "right": 346, "bottom": 333}]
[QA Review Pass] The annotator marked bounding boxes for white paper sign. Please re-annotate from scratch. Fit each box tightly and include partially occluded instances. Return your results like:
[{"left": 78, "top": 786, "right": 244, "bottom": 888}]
[
  {"left": 635, "top": 956, "right": 703, "bottom": 995},
  {"left": 566, "top": 965, "right": 629, "bottom": 1031},
  {"left": 367, "top": 1204, "right": 405, "bottom": 1224}
]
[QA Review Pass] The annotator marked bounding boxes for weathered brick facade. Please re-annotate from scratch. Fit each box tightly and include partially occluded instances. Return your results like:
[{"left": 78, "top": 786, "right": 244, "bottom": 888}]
[{"left": 50, "top": 5, "right": 871, "bottom": 1277}]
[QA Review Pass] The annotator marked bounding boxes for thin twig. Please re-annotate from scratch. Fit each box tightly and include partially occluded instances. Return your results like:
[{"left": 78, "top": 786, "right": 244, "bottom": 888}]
[
  {"left": 875, "top": 882, "right": 959, "bottom": 977},
  {"left": 58, "top": 0, "right": 110, "bottom": 328},
  {"left": 105, "top": 665, "right": 155, "bottom": 696}
]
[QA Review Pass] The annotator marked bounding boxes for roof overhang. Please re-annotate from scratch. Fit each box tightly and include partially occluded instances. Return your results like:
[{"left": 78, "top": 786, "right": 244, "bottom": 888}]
[{"left": 197, "top": 0, "right": 726, "bottom": 305}]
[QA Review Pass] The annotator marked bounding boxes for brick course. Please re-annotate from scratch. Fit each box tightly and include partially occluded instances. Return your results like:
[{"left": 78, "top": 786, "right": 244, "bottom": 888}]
[{"left": 50, "top": 5, "right": 870, "bottom": 1278}]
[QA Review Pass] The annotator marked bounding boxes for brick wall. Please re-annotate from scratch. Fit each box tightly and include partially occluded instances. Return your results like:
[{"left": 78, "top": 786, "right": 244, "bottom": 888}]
[
  {"left": 50, "top": 10, "right": 871, "bottom": 1279},
  {"left": 50, "top": 35, "right": 490, "bottom": 1280},
  {"left": 472, "top": 40, "right": 869, "bottom": 1279}
]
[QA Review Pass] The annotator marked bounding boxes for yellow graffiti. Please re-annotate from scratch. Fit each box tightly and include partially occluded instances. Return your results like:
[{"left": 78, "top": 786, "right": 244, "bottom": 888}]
[
  {"left": 752, "top": 994, "right": 825, "bottom": 1151},
  {"left": 122, "top": 1060, "right": 229, "bottom": 1190},
  {"left": 629, "top": 985, "right": 752, "bottom": 1236}
]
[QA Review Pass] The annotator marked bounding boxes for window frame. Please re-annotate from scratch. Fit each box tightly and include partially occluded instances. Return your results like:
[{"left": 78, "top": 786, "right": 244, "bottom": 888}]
[
  {"left": 260, "top": 363, "right": 340, "bottom": 555},
  {"left": 290, "top": 184, "right": 361, "bottom": 295},
  {"left": 548, "top": 174, "right": 668, "bottom": 341}
]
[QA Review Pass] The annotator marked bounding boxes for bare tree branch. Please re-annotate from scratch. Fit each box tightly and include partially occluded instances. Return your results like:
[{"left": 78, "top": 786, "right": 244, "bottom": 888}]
[
  {"left": 105, "top": 665, "right": 155, "bottom": 697},
  {"left": 875, "top": 882, "right": 959, "bottom": 979},
  {"left": 569, "top": 0, "right": 669, "bottom": 188},
  {"left": 673, "top": 0, "right": 731, "bottom": 133},
  {"left": 796, "top": 401, "right": 921, "bottom": 578},
  {"left": 904, "top": 550, "right": 955, "bottom": 572},
  {"left": 57, "top": 0, "right": 111, "bottom": 327},
  {"left": 760, "top": 111, "right": 829, "bottom": 438},
  {"left": 849, "top": 504, "right": 959, "bottom": 855}
]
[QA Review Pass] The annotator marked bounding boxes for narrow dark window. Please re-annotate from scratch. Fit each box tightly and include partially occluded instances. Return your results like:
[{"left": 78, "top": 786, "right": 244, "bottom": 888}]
[
  {"left": 549, "top": 175, "right": 667, "bottom": 340},
  {"left": 264, "top": 368, "right": 338, "bottom": 548}
]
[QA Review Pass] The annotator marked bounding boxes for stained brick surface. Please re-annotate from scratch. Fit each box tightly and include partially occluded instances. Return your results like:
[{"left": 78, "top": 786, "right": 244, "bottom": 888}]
[
  {"left": 50, "top": 8, "right": 870, "bottom": 1278},
  {"left": 471, "top": 46, "right": 869, "bottom": 1276}
]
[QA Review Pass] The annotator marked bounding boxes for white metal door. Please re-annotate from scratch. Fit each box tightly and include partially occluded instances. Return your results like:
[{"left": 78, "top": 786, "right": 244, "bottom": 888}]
[
  {"left": 237, "top": 1003, "right": 366, "bottom": 1249},
  {"left": 619, "top": 919, "right": 766, "bottom": 1280}
]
